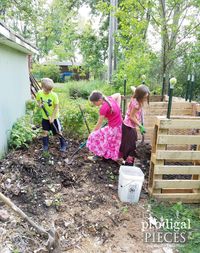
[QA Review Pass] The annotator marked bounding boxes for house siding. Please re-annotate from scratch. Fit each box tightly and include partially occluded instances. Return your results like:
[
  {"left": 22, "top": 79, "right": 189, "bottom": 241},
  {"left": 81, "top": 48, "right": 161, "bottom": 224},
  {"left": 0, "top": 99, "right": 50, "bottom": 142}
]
[{"left": 0, "top": 44, "right": 30, "bottom": 156}]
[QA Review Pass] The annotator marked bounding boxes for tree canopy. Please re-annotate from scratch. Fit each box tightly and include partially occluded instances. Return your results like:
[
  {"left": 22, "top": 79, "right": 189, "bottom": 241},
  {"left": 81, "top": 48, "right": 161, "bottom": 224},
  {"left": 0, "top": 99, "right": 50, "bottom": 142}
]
[{"left": 1, "top": 0, "right": 200, "bottom": 97}]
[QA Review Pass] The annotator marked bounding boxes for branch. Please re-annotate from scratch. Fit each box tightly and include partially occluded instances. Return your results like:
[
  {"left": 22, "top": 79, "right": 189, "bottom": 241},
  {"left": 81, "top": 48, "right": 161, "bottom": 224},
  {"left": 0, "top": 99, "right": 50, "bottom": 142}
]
[
  {"left": 166, "top": 42, "right": 193, "bottom": 67},
  {"left": 175, "top": 22, "right": 200, "bottom": 46},
  {"left": 166, "top": 0, "right": 185, "bottom": 22},
  {"left": 0, "top": 192, "right": 60, "bottom": 252},
  {"left": 136, "top": 0, "right": 161, "bottom": 26}
]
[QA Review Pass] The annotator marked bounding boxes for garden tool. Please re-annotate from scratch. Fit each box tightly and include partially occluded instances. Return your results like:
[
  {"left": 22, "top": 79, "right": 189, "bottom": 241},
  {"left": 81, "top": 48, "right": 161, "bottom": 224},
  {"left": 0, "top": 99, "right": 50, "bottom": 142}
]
[
  {"left": 65, "top": 105, "right": 92, "bottom": 164},
  {"left": 78, "top": 104, "right": 91, "bottom": 134},
  {"left": 66, "top": 121, "right": 108, "bottom": 165},
  {"left": 0, "top": 191, "right": 60, "bottom": 252},
  {"left": 123, "top": 78, "right": 127, "bottom": 117},
  {"left": 65, "top": 141, "right": 87, "bottom": 165},
  {"left": 140, "top": 109, "right": 145, "bottom": 143}
]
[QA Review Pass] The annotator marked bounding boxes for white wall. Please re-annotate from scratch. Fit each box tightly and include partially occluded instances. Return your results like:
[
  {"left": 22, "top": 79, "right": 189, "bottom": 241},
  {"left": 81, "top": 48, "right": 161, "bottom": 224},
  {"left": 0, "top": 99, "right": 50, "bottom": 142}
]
[{"left": 0, "top": 44, "right": 30, "bottom": 156}]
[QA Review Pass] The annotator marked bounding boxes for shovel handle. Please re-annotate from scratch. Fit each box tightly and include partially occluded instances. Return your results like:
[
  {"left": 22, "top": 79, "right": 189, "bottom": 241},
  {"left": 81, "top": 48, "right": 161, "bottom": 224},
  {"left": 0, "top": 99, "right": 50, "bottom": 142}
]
[{"left": 40, "top": 98, "right": 66, "bottom": 142}]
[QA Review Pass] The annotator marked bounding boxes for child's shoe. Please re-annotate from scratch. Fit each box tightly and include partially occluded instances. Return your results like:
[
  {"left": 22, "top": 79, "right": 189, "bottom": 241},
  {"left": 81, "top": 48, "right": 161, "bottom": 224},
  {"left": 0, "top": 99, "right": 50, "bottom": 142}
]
[
  {"left": 125, "top": 156, "right": 134, "bottom": 166},
  {"left": 87, "top": 155, "right": 101, "bottom": 161}
]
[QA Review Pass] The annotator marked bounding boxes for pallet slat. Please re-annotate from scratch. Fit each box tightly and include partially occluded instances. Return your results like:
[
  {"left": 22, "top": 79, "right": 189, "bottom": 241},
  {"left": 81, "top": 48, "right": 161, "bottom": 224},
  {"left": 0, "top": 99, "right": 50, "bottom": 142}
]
[
  {"left": 157, "top": 135, "right": 200, "bottom": 145},
  {"left": 156, "top": 151, "right": 200, "bottom": 160},
  {"left": 152, "top": 193, "right": 200, "bottom": 203},
  {"left": 154, "top": 165, "right": 200, "bottom": 174},
  {"left": 154, "top": 180, "right": 200, "bottom": 189},
  {"left": 159, "top": 119, "right": 200, "bottom": 129}
]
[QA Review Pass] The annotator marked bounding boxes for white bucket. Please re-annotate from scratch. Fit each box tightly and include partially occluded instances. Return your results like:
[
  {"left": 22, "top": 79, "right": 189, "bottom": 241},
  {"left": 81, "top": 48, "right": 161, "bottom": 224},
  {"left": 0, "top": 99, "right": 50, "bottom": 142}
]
[{"left": 118, "top": 166, "right": 144, "bottom": 203}]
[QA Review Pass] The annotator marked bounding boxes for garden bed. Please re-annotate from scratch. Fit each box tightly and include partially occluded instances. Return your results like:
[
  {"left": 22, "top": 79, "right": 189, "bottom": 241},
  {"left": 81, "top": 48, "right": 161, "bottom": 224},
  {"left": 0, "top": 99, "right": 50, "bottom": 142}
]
[{"left": 0, "top": 137, "right": 176, "bottom": 253}]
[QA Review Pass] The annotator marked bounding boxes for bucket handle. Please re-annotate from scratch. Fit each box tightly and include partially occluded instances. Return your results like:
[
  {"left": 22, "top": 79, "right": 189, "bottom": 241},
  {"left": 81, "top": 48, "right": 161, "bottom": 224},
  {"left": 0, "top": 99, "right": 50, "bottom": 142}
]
[{"left": 120, "top": 179, "right": 143, "bottom": 189}]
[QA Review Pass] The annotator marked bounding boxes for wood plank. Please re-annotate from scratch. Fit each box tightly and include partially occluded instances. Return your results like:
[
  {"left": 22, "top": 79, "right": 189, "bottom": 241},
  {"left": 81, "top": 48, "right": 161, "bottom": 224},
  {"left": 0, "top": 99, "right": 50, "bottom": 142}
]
[
  {"left": 151, "top": 153, "right": 157, "bottom": 164},
  {"left": 157, "top": 135, "right": 200, "bottom": 145},
  {"left": 144, "top": 102, "right": 192, "bottom": 108},
  {"left": 156, "top": 151, "right": 200, "bottom": 160},
  {"left": 146, "top": 110, "right": 193, "bottom": 116},
  {"left": 154, "top": 180, "right": 200, "bottom": 189},
  {"left": 153, "top": 128, "right": 168, "bottom": 193},
  {"left": 159, "top": 119, "right": 200, "bottom": 129},
  {"left": 162, "top": 189, "right": 192, "bottom": 193},
  {"left": 152, "top": 193, "right": 200, "bottom": 203},
  {"left": 154, "top": 165, "right": 200, "bottom": 174}
]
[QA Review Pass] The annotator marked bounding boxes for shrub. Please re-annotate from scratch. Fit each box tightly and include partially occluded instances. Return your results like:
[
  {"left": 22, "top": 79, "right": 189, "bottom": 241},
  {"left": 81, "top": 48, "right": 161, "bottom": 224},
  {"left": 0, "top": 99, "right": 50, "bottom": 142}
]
[
  {"left": 8, "top": 115, "right": 40, "bottom": 149},
  {"left": 59, "top": 98, "right": 98, "bottom": 139},
  {"left": 69, "top": 87, "right": 90, "bottom": 99},
  {"left": 31, "top": 63, "right": 61, "bottom": 82},
  {"left": 26, "top": 100, "right": 42, "bottom": 127}
]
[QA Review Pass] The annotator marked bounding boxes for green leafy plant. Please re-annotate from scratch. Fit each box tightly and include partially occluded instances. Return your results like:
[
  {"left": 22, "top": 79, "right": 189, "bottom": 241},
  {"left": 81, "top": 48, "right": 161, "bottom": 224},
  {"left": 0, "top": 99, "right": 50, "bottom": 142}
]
[
  {"left": 12, "top": 250, "right": 20, "bottom": 253},
  {"left": 150, "top": 200, "right": 200, "bottom": 253},
  {"left": 8, "top": 115, "right": 40, "bottom": 149},
  {"left": 26, "top": 99, "right": 42, "bottom": 127},
  {"left": 121, "top": 206, "right": 129, "bottom": 213}
]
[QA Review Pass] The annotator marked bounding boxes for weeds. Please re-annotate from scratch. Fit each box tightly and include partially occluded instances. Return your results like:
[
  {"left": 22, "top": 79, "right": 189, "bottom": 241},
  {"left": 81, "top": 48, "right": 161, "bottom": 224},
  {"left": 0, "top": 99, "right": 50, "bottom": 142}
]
[
  {"left": 8, "top": 115, "right": 40, "bottom": 149},
  {"left": 150, "top": 200, "right": 200, "bottom": 253}
]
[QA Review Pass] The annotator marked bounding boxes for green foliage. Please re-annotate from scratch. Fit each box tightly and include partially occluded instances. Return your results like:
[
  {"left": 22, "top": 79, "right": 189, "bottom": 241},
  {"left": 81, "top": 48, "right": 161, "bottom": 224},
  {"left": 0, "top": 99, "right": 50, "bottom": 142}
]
[
  {"left": 8, "top": 115, "right": 40, "bottom": 149},
  {"left": 69, "top": 87, "right": 90, "bottom": 99},
  {"left": 53, "top": 80, "right": 121, "bottom": 138},
  {"left": 173, "top": 43, "right": 200, "bottom": 100},
  {"left": 60, "top": 98, "right": 98, "bottom": 138},
  {"left": 26, "top": 99, "right": 42, "bottom": 126},
  {"left": 31, "top": 63, "right": 61, "bottom": 82},
  {"left": 42, "top": 151, "right": 51, "bottom": 159},
  {"left": 54, "top": 80, "right": 117, "bottom": 98},
  {"left": 25, "top": 99, "right": 35, "bottom": 112},
  {"left": 38, "top": 0, "right": 79, "bottom": 60},
  {"left": 12, "top": 250, "right": 20, "bottom": 253},
  {"left": 151, "top": 200, "right": 200, "bottom": 253},
  {"left": 0, "top": 0, "right": 45, "bottom": 40},
  {"left": 79, "top": 23, "right": 107, "bottom": 79}
]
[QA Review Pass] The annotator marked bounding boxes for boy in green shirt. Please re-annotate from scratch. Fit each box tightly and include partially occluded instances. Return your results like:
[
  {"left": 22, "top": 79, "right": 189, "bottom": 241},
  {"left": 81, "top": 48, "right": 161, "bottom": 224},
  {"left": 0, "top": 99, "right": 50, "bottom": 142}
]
[{"left": 36, "top": 78, "right": 67, "bottom": 151}]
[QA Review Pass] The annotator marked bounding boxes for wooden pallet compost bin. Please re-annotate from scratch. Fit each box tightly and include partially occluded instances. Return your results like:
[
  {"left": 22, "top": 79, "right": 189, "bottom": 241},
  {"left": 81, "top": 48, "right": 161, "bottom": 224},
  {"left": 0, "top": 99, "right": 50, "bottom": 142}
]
[{"left": 148, "top": 116, "right": 200, "bottom": 203}]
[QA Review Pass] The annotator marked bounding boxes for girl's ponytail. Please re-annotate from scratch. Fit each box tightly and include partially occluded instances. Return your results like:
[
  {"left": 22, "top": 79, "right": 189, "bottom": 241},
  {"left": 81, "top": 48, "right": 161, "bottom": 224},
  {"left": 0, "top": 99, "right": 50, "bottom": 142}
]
[
  {"left": 103, "top": 96, "right": 113, "bottom": 114},
  {"left": 89, "top": 91, "right": 113, "bottom": 113}
]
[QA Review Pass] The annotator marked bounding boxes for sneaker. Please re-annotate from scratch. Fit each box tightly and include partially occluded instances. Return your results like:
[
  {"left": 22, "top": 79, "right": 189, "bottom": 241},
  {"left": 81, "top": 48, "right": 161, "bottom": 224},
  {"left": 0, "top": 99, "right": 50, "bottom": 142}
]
[
  {"left": 87, "top": 155, "right": 101, "bottom": 161},
  {"left": 115, "top": 158, "right": 125, "bottom": 165}
]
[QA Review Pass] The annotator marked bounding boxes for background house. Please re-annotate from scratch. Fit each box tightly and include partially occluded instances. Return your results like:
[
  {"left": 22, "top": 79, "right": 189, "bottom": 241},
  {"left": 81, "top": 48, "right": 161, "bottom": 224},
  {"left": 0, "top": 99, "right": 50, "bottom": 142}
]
[
  {"left": 0, "top": 22, "right": 38, "bottom": 156},
  {"left": 49, "top": 61, "right": 90, "bottom": 81}
]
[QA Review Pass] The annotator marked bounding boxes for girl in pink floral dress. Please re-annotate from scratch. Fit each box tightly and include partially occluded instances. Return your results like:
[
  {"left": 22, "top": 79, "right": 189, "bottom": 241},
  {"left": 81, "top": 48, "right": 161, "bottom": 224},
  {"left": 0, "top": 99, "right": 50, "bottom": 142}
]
[
  {"left": 120, "top": 85, "right": 150, "bottom": 165},
  {"left": 87, "top": 91, "right": 122, "bottom": 161}
]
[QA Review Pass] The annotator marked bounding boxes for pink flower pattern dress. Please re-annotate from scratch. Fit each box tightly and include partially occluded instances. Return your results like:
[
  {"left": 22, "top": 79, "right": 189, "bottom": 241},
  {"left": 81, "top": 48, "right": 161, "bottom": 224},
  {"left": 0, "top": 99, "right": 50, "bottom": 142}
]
[{"left": 86, "top": 97, "right": 122, "bottom": 161}]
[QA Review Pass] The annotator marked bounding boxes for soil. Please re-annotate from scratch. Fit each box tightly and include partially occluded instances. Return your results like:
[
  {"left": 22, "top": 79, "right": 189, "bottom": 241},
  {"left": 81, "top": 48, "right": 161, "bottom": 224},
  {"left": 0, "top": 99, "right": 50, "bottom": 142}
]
[{"left": 0, "top": 136, "right": 177, "bottom": 253}]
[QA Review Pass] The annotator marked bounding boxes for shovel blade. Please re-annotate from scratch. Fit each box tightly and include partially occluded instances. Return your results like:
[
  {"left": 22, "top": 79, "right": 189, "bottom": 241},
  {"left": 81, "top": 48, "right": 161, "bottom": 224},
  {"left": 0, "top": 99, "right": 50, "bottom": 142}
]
[{"left": 64, "top": 158, "right": 73, "bottom": 165}]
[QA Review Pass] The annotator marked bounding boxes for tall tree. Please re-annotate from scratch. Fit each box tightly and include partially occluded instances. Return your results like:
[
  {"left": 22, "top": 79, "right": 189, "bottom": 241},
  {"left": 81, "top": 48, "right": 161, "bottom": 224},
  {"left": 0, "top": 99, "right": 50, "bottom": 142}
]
[
  {"left": 153, "top": 0, "right": 200, "bottom": 93},
  {"left": 79, "top": 23, "right": 106, "bottom": 78}
]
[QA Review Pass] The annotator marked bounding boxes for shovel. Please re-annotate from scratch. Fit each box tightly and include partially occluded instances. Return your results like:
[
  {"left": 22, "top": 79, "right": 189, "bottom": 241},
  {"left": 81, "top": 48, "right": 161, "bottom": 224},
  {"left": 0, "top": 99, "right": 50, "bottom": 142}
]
[
  {"left": 40, "top": 98, "right": 67, "bottom": 142},
  {"left": 140, "top": 109, "right": 145, "bottom": 143},
  {"left": 0, "top": 191, "right": 60, "bottom": 252},
  {"left": 65, "top": 105, "right": 91, "bottom": 165},
  {"left": 65, "top": 141, "right": 87, "bottom": 165},
  {"left": 78, "top": 104, "right": 91, "bottom": 134}
]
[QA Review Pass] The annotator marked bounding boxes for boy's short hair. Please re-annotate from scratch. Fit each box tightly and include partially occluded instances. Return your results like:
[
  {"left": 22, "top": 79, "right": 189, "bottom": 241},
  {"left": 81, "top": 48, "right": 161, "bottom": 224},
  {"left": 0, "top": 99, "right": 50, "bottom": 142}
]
[{"left": 41, "top": 78, "right": 54, "bottom": 90}]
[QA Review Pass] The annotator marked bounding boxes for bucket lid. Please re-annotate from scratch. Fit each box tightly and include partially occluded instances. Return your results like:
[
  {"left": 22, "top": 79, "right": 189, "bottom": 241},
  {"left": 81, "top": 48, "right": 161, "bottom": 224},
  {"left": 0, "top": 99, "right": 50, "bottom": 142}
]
[{"left": 119, "top": 166, "right": 144, "bottom": 180}]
